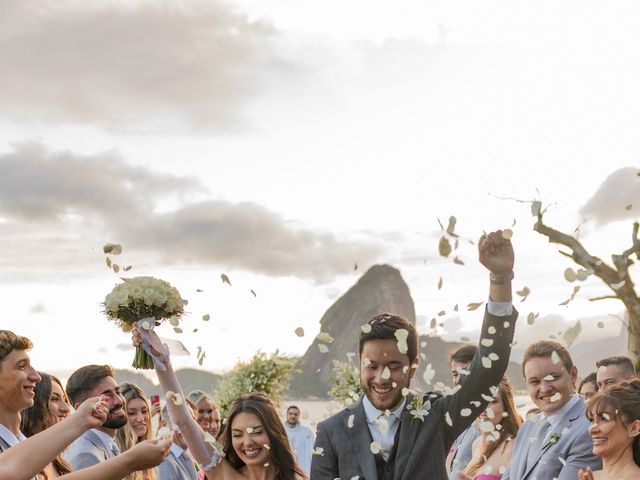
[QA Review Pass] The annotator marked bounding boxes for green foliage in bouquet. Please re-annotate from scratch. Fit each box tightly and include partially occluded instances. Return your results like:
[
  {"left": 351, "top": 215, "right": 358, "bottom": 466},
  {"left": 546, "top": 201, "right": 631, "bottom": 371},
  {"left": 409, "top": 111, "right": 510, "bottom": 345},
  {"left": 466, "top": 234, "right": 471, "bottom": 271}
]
[
  {"left": 215, "top": 351, "right": 294, "bottom": 416},
  {"left": 104, "top": 276, "right": 185, "bottom": 369},
  {"left": 328, "top": 360, "right": 363, "bottom": 405}
]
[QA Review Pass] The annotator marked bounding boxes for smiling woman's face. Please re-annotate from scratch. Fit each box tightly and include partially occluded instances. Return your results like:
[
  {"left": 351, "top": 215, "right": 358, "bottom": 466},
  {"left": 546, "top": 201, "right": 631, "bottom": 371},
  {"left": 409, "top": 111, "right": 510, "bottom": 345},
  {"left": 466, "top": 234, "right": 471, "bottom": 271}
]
[
  {"left": 231, "top": 412, "right": 271, "bottom": 467},
  {"left": 47, "top": 380, "right": 70, "bottom": 427},
  {"left": 587, "top": 406, "right": 638, "bottom": 460}
]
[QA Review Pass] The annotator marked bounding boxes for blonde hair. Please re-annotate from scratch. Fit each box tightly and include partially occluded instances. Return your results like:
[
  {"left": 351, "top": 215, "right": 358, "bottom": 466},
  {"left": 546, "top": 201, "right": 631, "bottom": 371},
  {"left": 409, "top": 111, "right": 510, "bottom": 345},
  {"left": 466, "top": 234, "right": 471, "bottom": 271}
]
[{"left": 115, "top": 383, "right": 157, "bottom": 480}]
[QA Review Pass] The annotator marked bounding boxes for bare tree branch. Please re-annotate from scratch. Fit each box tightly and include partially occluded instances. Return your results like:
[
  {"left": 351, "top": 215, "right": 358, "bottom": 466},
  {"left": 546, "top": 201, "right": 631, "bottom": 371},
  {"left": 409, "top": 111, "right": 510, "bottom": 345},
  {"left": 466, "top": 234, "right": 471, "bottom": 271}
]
[{"left": 588, "top": 295, "right": 619, "bottom": 302}]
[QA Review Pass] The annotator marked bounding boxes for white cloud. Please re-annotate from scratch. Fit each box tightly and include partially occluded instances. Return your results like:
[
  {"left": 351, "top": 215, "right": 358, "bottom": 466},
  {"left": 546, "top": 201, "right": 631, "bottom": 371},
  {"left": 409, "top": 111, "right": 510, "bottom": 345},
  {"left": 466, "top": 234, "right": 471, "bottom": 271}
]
[
  {"left": 0, "top": 0, "right": 295, "bottom": 133},
  {"left": 580, "top": 167, "right": 640, "bottom": 226}
]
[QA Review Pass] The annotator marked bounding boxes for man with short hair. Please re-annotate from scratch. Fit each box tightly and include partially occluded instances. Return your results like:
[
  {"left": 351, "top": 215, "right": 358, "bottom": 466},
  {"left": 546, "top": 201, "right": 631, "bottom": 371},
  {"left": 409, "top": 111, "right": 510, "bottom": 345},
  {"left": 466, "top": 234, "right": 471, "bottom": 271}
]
[
  {"left": 595, "top": 355, "right": 636, "bottom": 392},
  {"left": 0, "top": 330, "right": 41, "bottom": 455},
  {"left": 284, "top": 405, "right": 314, "bottom": 476},
  {"left": 65, "top": 364, "right": 127, "bottom": 470},
  {"left": 446, "top": 344, "right": 480, "bottom": 477},
  {"left": 502, "top": 340, "right": 601, "bottom": 480},
  {"left": 311, "top": 230, "right": 518, "bottom": 479},
  {"left": 158, "top": 400, "right": 200, "bottom": 480}
]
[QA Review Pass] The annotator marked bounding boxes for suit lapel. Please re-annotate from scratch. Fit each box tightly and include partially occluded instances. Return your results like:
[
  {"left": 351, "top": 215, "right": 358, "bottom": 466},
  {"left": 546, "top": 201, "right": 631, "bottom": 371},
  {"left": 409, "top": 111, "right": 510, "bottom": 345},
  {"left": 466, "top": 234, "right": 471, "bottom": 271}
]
[
  {"left": 347, "top": 399, "right": 378, "bottom": 480},
  {"left": 393, "top": 394, "right": 420, "bottom": 480},
  {"left": 85, "top": 430, "right": 111, "bottom": 459},
  {"left": 522, "top": 398, "right": 584, "bottom": 479}
]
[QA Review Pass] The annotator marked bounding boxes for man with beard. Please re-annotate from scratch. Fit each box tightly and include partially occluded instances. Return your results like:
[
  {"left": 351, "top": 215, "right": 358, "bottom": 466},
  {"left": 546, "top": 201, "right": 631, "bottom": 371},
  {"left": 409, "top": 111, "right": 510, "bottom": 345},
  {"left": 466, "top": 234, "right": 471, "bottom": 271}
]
[
  {"left": 284, "top": 405, "right": 315, "bottom": 476},
  {"left": 65, "top": 364, "right": 128, "bottom": 470},
  {"left": 311, "top": 230, "right": 518, "bottom": 480}
]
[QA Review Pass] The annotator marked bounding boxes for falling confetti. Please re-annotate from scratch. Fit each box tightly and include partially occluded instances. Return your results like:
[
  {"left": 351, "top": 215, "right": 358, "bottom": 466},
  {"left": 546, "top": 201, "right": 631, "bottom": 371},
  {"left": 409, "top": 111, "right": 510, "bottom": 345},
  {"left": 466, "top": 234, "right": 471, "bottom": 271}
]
[
  {"left": 295, "top": 327, "right": 305, "bottom": 337},
  {"left": 317, "top": 332, "right": 334, "bottom": 343},
  {"left": 439, "top": 236, "right": 452, "bottom": 257},
  {"left": 559, "top": 286, "right": 580, "bottom": 306},
  {"left": 103, "top": 243, "right": 122, "bottom": 255},
  {"left": 381, "top": 367, "right": 391, "bottom": 379},
  {"left": 437, "top": 276, "right": 443, "bottom": 290},
  {"left": 467, "top": 302, "right": 484, "bottom": 311},
  {"left": 165, "top": 391, "right": 183, "bottom": 405},
  {"left": 221, "top": 273, "right": 231, "bottom": 285},
  {"left": 370, "top": 441, "right": 382, "bottom": 454},
  {"left": 551, "top": 351, "right": 561, "bottom": 364},
  {"left": 361, "top": 324, "right": 372, "bottom": 333},
  {"left": 318, "top": 344, "right": 329, "bottom": 353},
  {"left": 395, "top": 329, "right": 409, "bottom": 354},
  {"left": 564, "top": 268, "right": 577, "bottom": 282},
  {"left": 250, "top": 289, "right": 257, "bottom": 297},
  {"left": 202, "top": 314, "right": 210, "bottom": 321},
  {"left": 501, "top": 229, "right": 513, "bottom": 240},
  {"left": 348, "top": 415, "right": 355, "bottom": 428}
]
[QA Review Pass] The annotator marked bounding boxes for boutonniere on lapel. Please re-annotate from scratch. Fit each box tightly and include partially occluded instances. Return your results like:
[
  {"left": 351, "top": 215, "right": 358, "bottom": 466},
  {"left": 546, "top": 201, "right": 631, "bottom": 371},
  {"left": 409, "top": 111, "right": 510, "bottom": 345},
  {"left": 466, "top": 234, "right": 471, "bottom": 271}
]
[
  {"left": 543, "top": 432, "right": 561, "bottom": 448},
  {"left": 407, "top": 394, "right": 431, "bottom": 425}
]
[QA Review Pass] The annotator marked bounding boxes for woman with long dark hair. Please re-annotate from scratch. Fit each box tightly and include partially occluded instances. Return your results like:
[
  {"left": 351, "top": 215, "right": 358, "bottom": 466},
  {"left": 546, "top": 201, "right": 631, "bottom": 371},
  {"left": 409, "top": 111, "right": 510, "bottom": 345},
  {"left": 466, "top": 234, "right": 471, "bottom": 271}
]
[
  {"left": 132, "top": 328, "right": 306, "bottom": 480},
  {"left": 457, "top": 377, "right": 522, "bottom": 479},
  {"left": 579, "top": 379, "right": 640, "bottom": 480},
  {"left": 20, "top": 372, "right": 73, "bottom": 478}
]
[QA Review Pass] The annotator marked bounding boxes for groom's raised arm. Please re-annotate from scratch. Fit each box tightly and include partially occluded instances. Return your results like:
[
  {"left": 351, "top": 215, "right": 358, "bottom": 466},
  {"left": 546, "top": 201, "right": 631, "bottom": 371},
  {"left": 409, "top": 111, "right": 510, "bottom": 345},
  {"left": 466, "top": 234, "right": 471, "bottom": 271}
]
[{"left": 441, "top": 230, "right": 517, "bottom": 447}]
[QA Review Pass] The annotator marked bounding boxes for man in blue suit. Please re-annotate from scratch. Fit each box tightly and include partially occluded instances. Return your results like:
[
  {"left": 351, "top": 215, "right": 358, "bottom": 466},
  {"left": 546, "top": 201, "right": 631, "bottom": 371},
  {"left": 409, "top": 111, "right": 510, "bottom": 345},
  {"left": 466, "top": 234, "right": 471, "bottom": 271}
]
[
  {"left": 503, "top": 341, "right": 601, "bottom": 480},
  {"left": 65, "top": 364, "right": 127, "bottom": 470}
]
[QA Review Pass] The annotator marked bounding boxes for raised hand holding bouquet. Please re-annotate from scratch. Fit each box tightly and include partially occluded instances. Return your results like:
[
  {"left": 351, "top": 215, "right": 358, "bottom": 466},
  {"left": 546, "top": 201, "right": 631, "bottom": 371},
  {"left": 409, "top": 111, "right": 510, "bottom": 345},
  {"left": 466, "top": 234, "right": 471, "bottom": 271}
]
[{"left": 104, "top": 276, "right": 185, "bottom": 369}]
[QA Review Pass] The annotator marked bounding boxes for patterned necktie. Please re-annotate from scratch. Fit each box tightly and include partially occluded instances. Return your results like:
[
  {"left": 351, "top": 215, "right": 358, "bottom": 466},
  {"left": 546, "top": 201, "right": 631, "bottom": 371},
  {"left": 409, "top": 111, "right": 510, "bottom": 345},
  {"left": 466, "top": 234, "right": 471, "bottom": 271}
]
[
  {"left": 179, "top": 451, "right": 198, "bottom": 480},
  {"left": 110, "top": 442, "right": 120, "bottom": 457},
  {"left": 526, "top": 417, "right": 550, "bottom": 470}
]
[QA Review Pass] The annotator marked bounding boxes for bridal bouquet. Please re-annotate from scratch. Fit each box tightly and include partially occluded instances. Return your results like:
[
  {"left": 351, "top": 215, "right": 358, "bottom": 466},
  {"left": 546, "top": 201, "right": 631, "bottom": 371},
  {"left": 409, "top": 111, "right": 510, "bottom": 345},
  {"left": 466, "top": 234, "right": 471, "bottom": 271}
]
[{"left": 104, "top": 276, "right": 185, "bottom": 369}]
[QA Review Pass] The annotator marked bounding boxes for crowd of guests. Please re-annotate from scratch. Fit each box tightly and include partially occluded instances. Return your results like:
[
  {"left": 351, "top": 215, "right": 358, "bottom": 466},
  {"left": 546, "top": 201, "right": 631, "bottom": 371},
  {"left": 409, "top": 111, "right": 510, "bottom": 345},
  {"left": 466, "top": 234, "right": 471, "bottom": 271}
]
[{"left": 1, "top": 229, "right": 640, "bottom": 480}]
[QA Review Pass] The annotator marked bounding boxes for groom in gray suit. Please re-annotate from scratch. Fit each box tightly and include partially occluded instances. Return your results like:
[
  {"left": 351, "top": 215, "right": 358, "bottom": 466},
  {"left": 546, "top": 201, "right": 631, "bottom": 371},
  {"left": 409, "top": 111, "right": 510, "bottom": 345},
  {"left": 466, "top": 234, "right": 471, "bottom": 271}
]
[
  {"left": 64, "top": 364, "right": 128, "bottom": 469},
  {"left": 311, "top": 230, "right": 518, "bottom": 480},
  {"left": 502, "top": 341, "right": 601, "bottom": 480}
]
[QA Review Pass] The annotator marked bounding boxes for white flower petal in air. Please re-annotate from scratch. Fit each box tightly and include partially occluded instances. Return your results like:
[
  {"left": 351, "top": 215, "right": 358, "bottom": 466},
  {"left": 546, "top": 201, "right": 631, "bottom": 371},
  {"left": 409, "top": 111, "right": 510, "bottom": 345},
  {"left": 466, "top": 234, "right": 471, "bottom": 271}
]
[
  {"left": 488, "top": 326, "right": 497, "bottom": 334},
  {"left": 488, "top": 353, "right": 499, "bottom": 361},
  {"left": 394, "top": 329, "right": 409, "bottom": 354},
  {"left": 165, "top": 391, "right": 183, "bottom": 405},
  {"left": 318, "top": 344, "right": 329, "bottom": 353},
  {"left": 543, "top": 375, "right": 555, "bottom": 381},
  {"left": 422, "top": 364, "right": 436, "bottom": 384},
  {"left": 381, "top": 367, "right": 391, "bottom": 379},
  {"left": 348, "top": 415, "right": 355, "bottom": 428},
  {"left": 295, "top": 327, "right": 304, "bottom": 337},
  {"left": 551, "top": 351, "right": 560, "bottom": 364},
  {"left": 471, "top": 401, "right": 481, "bottom": 408},
  {"left": 479, "top": 421, "right": 495, "bottom": 433},
  {"left": 312, "top": 447, "right": 324, "bottom": 456},
  {"left": 550, "top": 392, "right": 562, "bottom": 402},
  {"left": 460, "top": 408, "right": 472, "bottom": 417},
  {"left": 361, "top": 324, "right": 372, "bottom": 333},
  {"left": 482, "top": 357, "right": 492, "bottom": 368},
  {"left": 481, "top": 338, "right": 494, "bottom": 347},
  {"left": 445, "top": 412, "right": 453, "bottom": 427},
  {"left": 402, "top": 388, "right": 410, "bottom": 397},
  {"left": 370, "top": 441, "right": 382, "bottom": 454},
  {"left": 317, "top": 332, "right": 334, "bottom": 343}
]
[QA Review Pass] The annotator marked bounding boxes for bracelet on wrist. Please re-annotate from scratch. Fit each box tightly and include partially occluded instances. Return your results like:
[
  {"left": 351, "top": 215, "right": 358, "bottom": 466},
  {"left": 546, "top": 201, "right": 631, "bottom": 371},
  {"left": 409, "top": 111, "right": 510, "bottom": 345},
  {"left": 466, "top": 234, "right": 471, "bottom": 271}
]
[{"left": 489, "top": 271, "right": 514, "bottom": 285}]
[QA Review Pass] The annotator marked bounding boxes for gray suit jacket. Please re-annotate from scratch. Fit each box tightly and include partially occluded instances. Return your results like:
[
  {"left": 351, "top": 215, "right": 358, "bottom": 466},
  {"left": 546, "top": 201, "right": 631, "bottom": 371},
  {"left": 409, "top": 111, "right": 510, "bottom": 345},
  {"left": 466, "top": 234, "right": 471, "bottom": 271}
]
[
  {"left": 158, "top": 448, "right": 199, "bottom": 480},
  {"left": 311, "top": 308, "right": 518, "bottom": 480},
  {"left": 65, "top": 429, "right": 116, "bottom": 470},
  {"left": 502, "top": 396, "right": 602, "bottom": 480}
]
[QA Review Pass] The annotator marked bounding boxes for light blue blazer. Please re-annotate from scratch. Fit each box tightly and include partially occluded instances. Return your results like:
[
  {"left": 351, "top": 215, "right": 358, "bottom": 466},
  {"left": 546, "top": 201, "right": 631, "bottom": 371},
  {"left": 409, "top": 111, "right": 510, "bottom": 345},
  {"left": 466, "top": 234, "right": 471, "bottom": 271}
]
[{"left": 503, "top": 396, "right": 601, "bottom": 480}]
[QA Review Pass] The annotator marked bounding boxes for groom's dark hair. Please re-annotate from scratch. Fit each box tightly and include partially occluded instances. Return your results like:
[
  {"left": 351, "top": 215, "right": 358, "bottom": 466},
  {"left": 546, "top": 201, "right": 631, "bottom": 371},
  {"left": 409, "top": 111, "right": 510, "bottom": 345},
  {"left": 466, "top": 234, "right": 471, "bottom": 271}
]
[
  {"left": 358, "top": 313, "right": 418, "bottom": 364},
  {"left": 66, "top": 364, "right": 116, "bottom": 406},
  {"left": 0, "top": 330, "right": 33, "bottom": 371}
]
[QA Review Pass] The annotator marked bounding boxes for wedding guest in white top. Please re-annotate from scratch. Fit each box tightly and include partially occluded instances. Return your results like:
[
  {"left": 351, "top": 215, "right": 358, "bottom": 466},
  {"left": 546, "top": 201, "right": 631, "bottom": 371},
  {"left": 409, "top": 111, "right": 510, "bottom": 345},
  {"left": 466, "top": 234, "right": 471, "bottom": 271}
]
[
  {"left": 187, "top": 390, "right": 221, "bottom": 439},
  {"left": 283, "top": 405, "right": 314, "bottom": 476}
]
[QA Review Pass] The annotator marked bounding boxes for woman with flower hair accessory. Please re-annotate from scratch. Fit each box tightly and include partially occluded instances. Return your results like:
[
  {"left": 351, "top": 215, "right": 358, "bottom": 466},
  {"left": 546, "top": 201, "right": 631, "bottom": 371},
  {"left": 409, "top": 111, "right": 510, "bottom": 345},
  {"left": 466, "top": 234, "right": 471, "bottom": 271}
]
[
  {"left": 456, "top": 377, "right": 522, "bottom": 480},
  {"left": 132, "top": 326, "right": 306, "bottom": 480},
  {"left": 578, "top": 379, "right": 640, "bottom": 480}
]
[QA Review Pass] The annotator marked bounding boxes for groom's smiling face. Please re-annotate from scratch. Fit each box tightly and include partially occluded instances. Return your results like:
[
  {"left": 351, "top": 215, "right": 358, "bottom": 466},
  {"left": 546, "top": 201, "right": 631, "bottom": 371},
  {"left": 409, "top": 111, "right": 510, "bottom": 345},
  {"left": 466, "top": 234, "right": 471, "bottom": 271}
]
[{"left": 90, "top": 376, "right": 127, "bottom": 429}]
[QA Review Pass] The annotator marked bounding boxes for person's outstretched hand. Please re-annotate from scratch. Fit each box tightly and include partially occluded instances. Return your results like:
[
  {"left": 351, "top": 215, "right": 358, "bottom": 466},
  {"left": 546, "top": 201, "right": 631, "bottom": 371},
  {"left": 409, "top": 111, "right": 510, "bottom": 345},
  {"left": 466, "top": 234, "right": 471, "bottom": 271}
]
[
  {"left": 578, "top": 467, "right": 596, "bottom": 480},
  {"left": 123, "top": 438, "right": 172, "bottom": 470},
  {"left": 478, "top": 230, "right": 514, "bottom": 275},
  {"left": 75, "top": 396, "right": 109, "bottom": 430}
]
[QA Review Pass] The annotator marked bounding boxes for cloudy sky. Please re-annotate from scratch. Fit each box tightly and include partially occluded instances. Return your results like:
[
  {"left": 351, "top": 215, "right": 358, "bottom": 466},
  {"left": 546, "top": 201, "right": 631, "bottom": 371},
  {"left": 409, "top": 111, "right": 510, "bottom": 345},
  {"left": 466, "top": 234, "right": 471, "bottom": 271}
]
[{"left": 2, "top": 0, "right": 639, "bottom": 378}]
